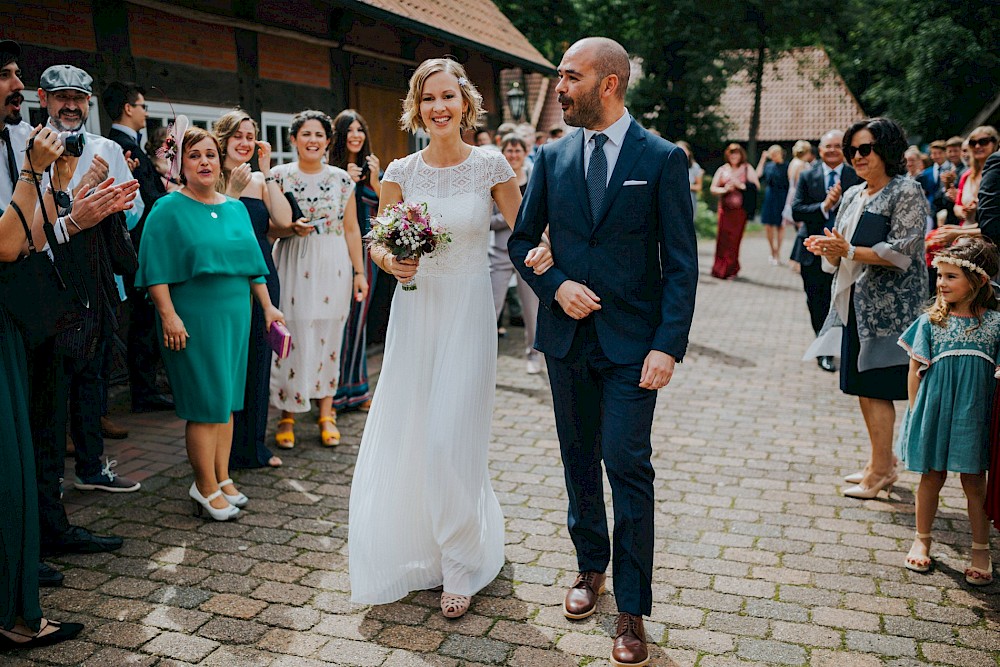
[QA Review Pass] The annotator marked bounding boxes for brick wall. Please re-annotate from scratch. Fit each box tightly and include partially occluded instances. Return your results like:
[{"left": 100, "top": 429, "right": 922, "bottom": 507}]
[
  {"left": 258, "top": 34, "right": 330, "bottom": 89},
  {"left": 128, "top": 6, "right": 237, "bottom": 72},
  {"left": 1, "top": 0, "right": 97, "bottom": 52}
]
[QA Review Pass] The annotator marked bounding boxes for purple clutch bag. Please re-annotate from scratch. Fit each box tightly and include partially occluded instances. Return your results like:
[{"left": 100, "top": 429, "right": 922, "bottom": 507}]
[{"left": 266, "top": 321, "right": 291, "bottom": 359}]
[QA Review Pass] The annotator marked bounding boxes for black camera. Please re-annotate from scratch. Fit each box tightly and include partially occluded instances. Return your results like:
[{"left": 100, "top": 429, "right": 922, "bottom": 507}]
[{"left": 58, "top": 131, "right": 86, "bottom": 157}]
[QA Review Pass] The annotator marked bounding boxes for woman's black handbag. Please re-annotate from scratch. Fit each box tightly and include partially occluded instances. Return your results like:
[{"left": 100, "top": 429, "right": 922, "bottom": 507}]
[
  {"left": 742, "top": 166, "right": 758, "bottom": 218},
  {"left": 0, "top": 201, "right": 86, "bottom": 347}
]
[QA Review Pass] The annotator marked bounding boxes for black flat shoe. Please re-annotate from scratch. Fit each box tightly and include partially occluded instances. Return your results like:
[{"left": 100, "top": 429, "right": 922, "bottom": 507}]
[
  {"left": 818, "top": 356, "right": 836, "bottom": 372},
  {"left": 0, "top": 619, "right": 84, "bottom": 650},
  {"left": 38, "top": 562, "right": 64, "bottom": 588},
  {"left": 42, "top": 526, "right": 123, "bottom": 558}
]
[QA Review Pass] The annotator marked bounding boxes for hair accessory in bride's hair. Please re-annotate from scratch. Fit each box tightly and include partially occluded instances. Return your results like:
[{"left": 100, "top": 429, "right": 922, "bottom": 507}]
[
  {"left": 932, "top": 253, "right": 990, "bottom": 279},
  {"left": 457, "top": 77, "right": 469, "bottom": 88}
]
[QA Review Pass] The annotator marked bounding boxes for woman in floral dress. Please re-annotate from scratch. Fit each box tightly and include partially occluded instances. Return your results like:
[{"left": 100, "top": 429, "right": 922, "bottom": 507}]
[{"left": 270, "top": 110, "right": 368, "bottom": 448}]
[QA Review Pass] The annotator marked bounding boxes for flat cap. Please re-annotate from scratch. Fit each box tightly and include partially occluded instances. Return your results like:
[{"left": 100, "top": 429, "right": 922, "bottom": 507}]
[{"left": 40, "top": 64, "right": 93, "bottom": 94}]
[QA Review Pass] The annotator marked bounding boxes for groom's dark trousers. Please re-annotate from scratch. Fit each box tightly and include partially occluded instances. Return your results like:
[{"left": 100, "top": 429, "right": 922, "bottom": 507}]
[{"left": 508, "top": 117, "right": 698, "bottom": 616}]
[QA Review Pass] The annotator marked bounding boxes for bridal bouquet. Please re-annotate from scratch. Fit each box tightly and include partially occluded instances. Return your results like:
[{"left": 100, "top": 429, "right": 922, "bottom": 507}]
[{"left": 366, "top": 201, "right": 451, "bottom": 291}]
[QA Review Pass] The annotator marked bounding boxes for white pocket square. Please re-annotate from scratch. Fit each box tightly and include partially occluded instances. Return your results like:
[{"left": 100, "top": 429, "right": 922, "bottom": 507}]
[{"left": 622, "top": 180, "right": 647, "bottom": 186}]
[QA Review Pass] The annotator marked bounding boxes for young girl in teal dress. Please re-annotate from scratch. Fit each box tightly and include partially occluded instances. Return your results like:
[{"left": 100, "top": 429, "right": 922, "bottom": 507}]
[{"left": 896, "top": 237, "right": 1000, "bottom": 586}]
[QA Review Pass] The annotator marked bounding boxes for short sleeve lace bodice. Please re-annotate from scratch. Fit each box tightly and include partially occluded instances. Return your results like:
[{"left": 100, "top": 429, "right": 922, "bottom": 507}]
[{"left": 382, "top": 148, "right": 514, "bottom": 276}]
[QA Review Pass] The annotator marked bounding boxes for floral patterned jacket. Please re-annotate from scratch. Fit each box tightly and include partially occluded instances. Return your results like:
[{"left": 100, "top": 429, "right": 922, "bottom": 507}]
[{"left": 819, "top": 176, "right": 929, "bottom": 371}]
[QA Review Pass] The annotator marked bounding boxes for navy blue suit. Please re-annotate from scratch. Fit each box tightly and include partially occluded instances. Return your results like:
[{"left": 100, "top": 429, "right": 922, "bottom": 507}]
[{"left": 508, "top": 118, "right": 697, "bottom": 616}]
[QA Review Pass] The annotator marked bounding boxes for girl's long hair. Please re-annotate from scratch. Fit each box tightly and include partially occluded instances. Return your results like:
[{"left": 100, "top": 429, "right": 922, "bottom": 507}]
[
  {"left": 329, "top": 109, "right": 372, "bottom": 179},
  {"left": 213, "top": 108, "right": 258, "bottom": 194},
  {"left": 928, "top": 237, "right": 1000, "bottom": 329}
]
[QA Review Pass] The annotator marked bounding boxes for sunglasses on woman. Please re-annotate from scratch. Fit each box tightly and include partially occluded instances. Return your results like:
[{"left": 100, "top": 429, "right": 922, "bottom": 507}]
[
  {"left": 968, "top": 137, "right": 996, "bottom": 148},
  {"left": 845, "top": 143, "right": 876, "bottom": 161}
]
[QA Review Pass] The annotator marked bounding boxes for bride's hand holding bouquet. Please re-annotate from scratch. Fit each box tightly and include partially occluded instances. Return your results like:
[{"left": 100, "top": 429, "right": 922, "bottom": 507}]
[{"left": 367, "top": 201, "right": 452, "bottom": 291}]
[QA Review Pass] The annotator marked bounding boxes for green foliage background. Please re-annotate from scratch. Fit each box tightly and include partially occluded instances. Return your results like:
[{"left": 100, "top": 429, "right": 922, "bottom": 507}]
[{"left": 495, "top": 0, "right": 1000, "bottom": 147}]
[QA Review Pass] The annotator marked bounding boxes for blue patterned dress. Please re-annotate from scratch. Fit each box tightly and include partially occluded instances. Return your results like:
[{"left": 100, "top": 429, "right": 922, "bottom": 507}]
[{"left": 896, "top": 311, "right": 1000, "bottom": 473}]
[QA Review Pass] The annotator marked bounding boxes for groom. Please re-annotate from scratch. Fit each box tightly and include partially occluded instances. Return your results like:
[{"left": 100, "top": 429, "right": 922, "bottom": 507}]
[{"left": 509, "top": 37, "right": 697, "bottom": 666}]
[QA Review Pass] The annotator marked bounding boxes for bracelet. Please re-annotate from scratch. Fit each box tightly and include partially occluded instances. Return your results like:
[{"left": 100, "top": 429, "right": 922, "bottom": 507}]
[
  {"left": 353, "top": 269, "right": 362, "bottom": 276},
  {"left": 66, "top": 213, "right": 82, "bottom": 231},
  {"left": 20, "top": 167, "right": 42, "bottom": 179},
  {"left": 264, "top": 176, "right": 276, "bottom": 183},
  {"left": 18, "top": 174, "right": 37, "bottom": 185}
]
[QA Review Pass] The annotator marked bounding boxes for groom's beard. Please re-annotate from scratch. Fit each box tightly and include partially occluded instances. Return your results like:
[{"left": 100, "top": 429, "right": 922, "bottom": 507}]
[{"left": 559, "top": 84, "right": 603, "bottom": 129}]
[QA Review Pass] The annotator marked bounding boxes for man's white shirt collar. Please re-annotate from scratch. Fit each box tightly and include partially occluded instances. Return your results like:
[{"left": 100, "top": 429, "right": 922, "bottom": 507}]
[
  {"left": 583, "top": 108, "right": 631, "bottom": 147},
  {"left": 111, "top": 123, "right": 140, "bottom": 144},
  {"left": 822, "top": 162, "right": 844, "bottom": 178}
]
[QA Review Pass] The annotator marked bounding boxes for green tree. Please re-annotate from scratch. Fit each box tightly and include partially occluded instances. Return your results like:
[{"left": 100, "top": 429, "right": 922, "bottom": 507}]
[
  {"left": 493, "top": 0, "right": 583, "bottom": 65},
  {"left": 829, "top": 0, "right": 1000, "bottom": 140}
]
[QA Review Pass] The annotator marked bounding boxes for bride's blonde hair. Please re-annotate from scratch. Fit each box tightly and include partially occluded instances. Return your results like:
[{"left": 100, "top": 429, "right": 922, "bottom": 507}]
[{"left": 400, "top": 58, "right": 484, "bottom": 134}]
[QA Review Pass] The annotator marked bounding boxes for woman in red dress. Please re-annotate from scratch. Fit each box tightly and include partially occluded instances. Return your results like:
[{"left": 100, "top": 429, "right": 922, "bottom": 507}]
[{"left": 710, "top": 143, "right": 760, "bottom": 279}]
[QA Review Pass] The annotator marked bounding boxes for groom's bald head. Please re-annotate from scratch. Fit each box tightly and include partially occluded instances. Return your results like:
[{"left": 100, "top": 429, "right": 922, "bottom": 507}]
[{"left": 565, "top": 37, "right": 630, "bottom": 101}]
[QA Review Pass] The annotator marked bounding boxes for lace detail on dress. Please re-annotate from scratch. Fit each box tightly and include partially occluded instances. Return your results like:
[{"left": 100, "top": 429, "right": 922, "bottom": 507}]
[{"left": 382, "top": 149, "right": 514, "bottom": 277}]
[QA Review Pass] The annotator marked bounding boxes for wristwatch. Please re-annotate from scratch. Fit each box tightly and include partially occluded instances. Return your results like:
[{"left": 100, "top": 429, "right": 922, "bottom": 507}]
[{"left": 846, "top": 244, "right": 857, "bottom": 261}]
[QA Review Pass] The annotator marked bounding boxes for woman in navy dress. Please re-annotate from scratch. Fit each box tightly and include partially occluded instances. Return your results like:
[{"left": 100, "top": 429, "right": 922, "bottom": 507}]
[
  {"left": 756, "top": 145, "right": 790, "bottom": 265},
  {"left": 329, "top": 110, "right": 381, "bottom": 413},
  {"left": 215, "top": 109, "right": 295, "bottom": 469}
]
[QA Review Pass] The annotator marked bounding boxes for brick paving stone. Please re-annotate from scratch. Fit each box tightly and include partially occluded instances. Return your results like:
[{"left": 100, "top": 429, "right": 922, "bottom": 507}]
[
  {"left": 845, "top": 630, "right": 917, "bottom": 657},
  {"left": 84, "top": 621, "right": 159, "bottom": 649},
  {"left": 919, "top": 642, "right": 998, "bottom": 666},
  {"left": 80, "top": 646, "right": 157, "bottom": 666},
  {"left": 198, "top": 617, "right": 270, "bottom": 644},
  {"left": 667, "top": 628, "right": 736, "bottom": 654},
  {"left": 376, "top": 624, "right": 447, "bottom": 651},
  {"left": 314, "top": 637, "right": 391, "bottom": 665},
  {"left": 736, "top": 638, "right": 808, "bottom": 665},
  {"left": 770, "top": 620, "right": 842, "bottom": 648},
  {"left": 200, "top": 593, "right": 269, "bottom": 619},
  {"left": 200, "top": 645, "right": 277, "bottom": 667},
  {"left": 809, "top": 650, "right": 884, "bottom": 666},
  {"left": 142, "top": 631, "right": 219, "bottom": 662}
]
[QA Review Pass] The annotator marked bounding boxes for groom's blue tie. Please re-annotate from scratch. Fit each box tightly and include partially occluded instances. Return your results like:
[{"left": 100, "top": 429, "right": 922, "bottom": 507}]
[{"left": 587, "top": 133, "right": 609, "bottom": 221}]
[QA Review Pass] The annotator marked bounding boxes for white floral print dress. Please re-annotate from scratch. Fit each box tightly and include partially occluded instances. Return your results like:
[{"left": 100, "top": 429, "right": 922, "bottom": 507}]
[{"left": 270, "top": 163, "right": 355, "bottom": 411}]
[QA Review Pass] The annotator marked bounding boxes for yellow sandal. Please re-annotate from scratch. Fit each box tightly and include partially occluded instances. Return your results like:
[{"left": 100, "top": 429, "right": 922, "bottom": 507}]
[
  {"left": 274, "top": 417, "right": 296, "bottom": 449},
  {"left": 318, "top": 415, "right": 340, "bottom": 447}
]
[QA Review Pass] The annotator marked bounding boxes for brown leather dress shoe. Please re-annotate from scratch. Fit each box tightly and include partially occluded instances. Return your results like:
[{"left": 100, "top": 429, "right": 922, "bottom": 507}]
[
  {"left": 100, "top": 416, "right": 129, "bottom": 439},
  {"left": 611, "top": 612, "right": 649, "bottom": 667},
  {"left": 563, "top": 571, "right": 606, "bottom": 619}
]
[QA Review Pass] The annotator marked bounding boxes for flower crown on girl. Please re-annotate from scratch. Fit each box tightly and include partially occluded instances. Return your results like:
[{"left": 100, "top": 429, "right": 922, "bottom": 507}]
[{"left": 931, "top": 253, "right": 991, "bottom": 279}]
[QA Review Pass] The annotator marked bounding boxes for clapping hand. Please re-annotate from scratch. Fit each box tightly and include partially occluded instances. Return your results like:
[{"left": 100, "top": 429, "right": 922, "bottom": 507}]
[
  {"left": 366, "top": 155, "right": 381, "bottom": 186},
  {"left": 805, "top": 227, "right": 849, "bottom": 258},
  {"left": 70, "top": 178, "right": 140, "bottom": 229},
  {"left": 227, "top": 163, "right": 253, "bottom": 198},
  {"left": 124, "top": 150, "right": 140, "bottom": 173},
  {"left": 256, "top": 141, "right": 273, "bottom": 175},
  {"left": 346, "top": 162, "right": 363, "bottom": 183},
  {"left": 823, "top": 181, "right": 843, "bottom": 211}
]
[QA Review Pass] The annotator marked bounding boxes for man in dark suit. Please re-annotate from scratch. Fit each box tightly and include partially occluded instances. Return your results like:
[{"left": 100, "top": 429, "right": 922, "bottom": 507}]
[
  {"left": 918, "top": 140, "right": 950, "bottom": 221},
  {"left": 102, "top": 81, "right": 172, "bottom": 413},
  {"left": 509, "top": 37, "right": 698, "bottom": 667},
  {"left": 791, "top": 129, "right": 860, "bottom": 372}
]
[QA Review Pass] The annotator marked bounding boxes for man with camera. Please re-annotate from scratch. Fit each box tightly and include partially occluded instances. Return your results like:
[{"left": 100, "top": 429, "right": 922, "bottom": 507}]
[{"left": 34, "top": 64, "right": 144, "bottom": 494}]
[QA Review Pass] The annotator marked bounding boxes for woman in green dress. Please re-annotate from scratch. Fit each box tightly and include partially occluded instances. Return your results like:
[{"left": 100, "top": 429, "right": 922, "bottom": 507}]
[
  {"left": 0, "top": 124, "right": 114, "bottom": 648},
  {"left": 137, "top": 126, "right": 283, "bottom": 522}
]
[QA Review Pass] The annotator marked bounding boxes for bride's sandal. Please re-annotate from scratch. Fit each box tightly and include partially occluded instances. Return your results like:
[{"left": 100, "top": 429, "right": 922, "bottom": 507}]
[
  {"left": 440, "top": 592, "right": 471, "bottom": 619},
  {"left": 965, "top": 542, "right": 994, "bottom": 586},
  {"left": 318, "top": 415, "right": 340, "bottom": 447},
  {"left": 904, "top": 532, "right": 933, "bottom": 573},
  {"left": 0, "top": 619, "right": 84, "bottom": 649},
  {"left": 274, "top": 418, "right": 296, "bottom": 450}
]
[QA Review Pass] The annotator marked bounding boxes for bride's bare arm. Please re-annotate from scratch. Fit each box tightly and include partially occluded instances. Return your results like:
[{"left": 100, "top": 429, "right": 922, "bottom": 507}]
[{"left": 491, "top": 178, "right": 522, "bottom": 229}]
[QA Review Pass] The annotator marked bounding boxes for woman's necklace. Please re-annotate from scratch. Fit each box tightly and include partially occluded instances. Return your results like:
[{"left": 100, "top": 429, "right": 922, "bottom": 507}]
[{"left": 183, "top": 188, "right": 222, "bottom": 217}]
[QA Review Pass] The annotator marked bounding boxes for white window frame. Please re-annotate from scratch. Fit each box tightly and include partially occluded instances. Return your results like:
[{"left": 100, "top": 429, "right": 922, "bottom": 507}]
[
  {"left": 21, "top": 90, "right": 101, "bottom": 135},
  {"left": 261, "top": 111, "right": 296, "bottom": 165},
  {"left": 144, "top": 101, "right": 230, "bottom": 132}
]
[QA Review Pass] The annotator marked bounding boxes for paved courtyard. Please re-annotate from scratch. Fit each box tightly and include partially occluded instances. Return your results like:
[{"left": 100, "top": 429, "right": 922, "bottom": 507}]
[{"left": 5, "top": 235, "right": 999, "bottom": 667}]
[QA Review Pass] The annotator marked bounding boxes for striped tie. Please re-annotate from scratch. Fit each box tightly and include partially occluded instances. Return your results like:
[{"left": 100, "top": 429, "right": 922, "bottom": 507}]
[{"left": 587, "top": 133, "right": 608, "bottom": 221}]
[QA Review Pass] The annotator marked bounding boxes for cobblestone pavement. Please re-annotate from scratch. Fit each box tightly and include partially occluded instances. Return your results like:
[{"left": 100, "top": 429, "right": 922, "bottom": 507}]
[{"left": 5, "top": 235, "right": 999, "bottom": 667}]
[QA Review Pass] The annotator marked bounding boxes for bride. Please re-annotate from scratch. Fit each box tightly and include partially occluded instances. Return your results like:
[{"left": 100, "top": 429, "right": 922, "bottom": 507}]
[{"left": 348, "top": 57, "right": 552, "bottom": 618}]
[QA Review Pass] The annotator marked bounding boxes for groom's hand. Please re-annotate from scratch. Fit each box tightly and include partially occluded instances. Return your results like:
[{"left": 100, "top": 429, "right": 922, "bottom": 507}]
[
  {"left": 639, "top": 351, "right": 675, "bottom": 390},
  {"left": 555, "top": 281, "right": 601, "bottom": 319}
]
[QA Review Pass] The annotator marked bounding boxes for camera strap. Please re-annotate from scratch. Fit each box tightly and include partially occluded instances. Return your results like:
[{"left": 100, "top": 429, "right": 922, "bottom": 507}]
[{"left": 25, "top": 148, "right": 90, "bottom": 309}]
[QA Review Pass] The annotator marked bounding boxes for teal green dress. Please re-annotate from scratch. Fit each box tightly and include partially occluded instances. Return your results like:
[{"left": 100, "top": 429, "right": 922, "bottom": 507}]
[
  {"left": 0, "top": 307, "right": 42, "bottom": 632},
  {"left": 896, "top": 311, "right": 1000, "bottom": 474},
  {"left": 136, "top": 192, "right": 268, "bottom": 423}
]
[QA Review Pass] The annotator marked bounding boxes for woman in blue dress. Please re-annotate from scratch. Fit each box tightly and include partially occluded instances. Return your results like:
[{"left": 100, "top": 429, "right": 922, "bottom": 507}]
[
  {"left": 756, "top": 145, "right": 790, "bottom": 265},
  {"left": 214, "top": 109, "right": 295, "bottom": 469}
]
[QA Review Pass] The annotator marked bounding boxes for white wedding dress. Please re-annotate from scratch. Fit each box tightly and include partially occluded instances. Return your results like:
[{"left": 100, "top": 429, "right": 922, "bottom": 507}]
[{"left": 348, "top": 147, "right": 515, "bottom": 604}]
